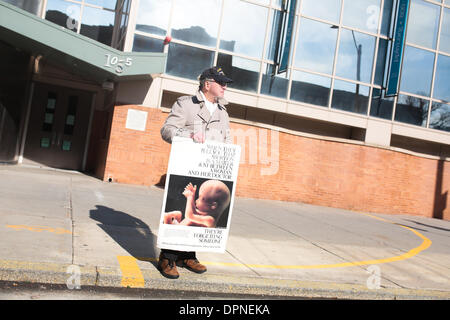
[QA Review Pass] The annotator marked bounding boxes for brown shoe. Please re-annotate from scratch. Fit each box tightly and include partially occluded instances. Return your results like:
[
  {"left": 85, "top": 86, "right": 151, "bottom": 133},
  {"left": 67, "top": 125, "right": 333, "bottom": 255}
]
[
  {"left": 177, "top": 258, "right": 207, "bottom": 274},
  {"left": 158, "top": 256, "right": 179, "bottom": 279}
]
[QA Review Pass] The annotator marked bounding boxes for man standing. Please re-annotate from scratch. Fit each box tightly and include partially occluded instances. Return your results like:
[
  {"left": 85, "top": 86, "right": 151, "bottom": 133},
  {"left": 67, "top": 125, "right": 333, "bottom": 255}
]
[{"left": 159, "top": 66, "right": 233, "bottom": 279}]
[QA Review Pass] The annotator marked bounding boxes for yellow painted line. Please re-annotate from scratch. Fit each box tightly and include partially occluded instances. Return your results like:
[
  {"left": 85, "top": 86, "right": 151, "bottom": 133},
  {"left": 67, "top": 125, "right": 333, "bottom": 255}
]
[
  {"left": 139, "top": 212, "right": 432, "bottom": 271},
  {"left": 117, "top": 256, "right": 145, "bottom": 288},
  {"left": 6, "top": 224, "right": 71, "bottom": 235}
]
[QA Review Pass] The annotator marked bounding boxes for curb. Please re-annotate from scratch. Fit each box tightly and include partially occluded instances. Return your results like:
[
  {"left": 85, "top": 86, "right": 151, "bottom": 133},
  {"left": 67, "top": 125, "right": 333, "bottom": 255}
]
[{"left": 1, "top": 259, "right": 449, "bottom": 300}]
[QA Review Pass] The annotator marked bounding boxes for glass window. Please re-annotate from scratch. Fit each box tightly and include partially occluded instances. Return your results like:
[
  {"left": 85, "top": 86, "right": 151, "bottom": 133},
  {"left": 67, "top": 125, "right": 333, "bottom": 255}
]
[
  {"left": 84, "top": 0, "right": 117, "bottom": 10},
  {"left": 135, "top": 0, "right": 171, "bottom": 36},
  {"left": 265, "top": 9, "right": 298, "bottom": 63},
  {"left": 380, "top": 0, "right": 395, "bottom": 36},
  {"left": 260, "top": 63, "right": 289, "bottom": 98},
  {"left": 300, "top": 0, "right": 341, "bottom": 23},
  {"left": 335, "top": 29, "right": 376, "bottom": 84},
  {"left": 216, "top": 53, "right": 260, "bottom": 93},
  {"left": 64, "top": 96, "right": 78, "bottom": 135},
  {"left": 4, "top": 0, "right": 44, "bottom": 15},
  {"left": 220, "top": 0, "right": 268, "bottom": 58},
  {"left": 342, "top": 0, "right": 381, "bottom": 33},
  {"left": 290, "top": 71, "right": 331, "bottom": 107},
  {"left": 80, "top": 5, "right": 115, "bottom": 46},
  {"left": 331, "top": 79, "right": 370, "bottom": 114},
  {"left": 42, "top": 92, "right": 57, "bottom": 132},
  {"left": 166, "top": 43, "right": 214, "bottom": 80},
  {"left": 45, "top": 0, "right": 80, "bottom": 32},
  {"left": 433, "top": 54, "right": 450, "bottom": 102},
  {"left": 395, "top": 94, "right": 429, "bottom": 127},
  {"left": 440, "top": 8, "right": 450, "bottom": 54},
  {"left": 429, "top": 102, "right": 450, "bottom": 132},
  {"left": 251, "top": 0, "right": 270, "bottom": 5},
  {"left": 265, "top": 9, "right": 283, "bottom": 61},
  {"left": 171, "top": 0, "right": 221, "bottom": 47},
  {"left": 374, "top": 38, "right": 390, "bottom": 86},
  {"left": 293, "top": 18, "right": 338, "bottom": 74},
  {"left": 400, "top": 46, "right": 435, "bottom": 97},
  {"left": 132, "top": 34, "right": 164, "bottom": 53},
  {"left": 406, "top": 0, "right": 440, "bottom": 49},
  {"left": 370, "top": 88, "right": 394, "bottom": 120}
]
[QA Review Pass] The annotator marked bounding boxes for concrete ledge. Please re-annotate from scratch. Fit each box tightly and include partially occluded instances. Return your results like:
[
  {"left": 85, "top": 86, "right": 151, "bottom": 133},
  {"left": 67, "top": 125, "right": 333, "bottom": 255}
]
[{"left": 1, "top": 259, "right": 448, "bottom": 300}]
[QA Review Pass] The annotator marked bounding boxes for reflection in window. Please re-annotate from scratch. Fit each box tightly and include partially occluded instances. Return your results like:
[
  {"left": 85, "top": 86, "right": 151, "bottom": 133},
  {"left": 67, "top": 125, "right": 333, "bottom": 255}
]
[
  {"left": 433, "top": 54, "right": 450, "bottom": 102},
  {"left": 335, "top": 29, "right": 375, "bottom": 84},
  {"left": 374, "top": 38, "right": 390, "bottom": 86},
  {"left": 300, "top": 0, "right": 341, "bottom": 23},
  {"left": 331, "top": 79, "right": 369, "bottom": 114},
  {"left": 265, "top": 8, "right": 298, "bottom": 65},
  {"left": 380, "top": 0, "right": 395, "bottom": 36},
  {"left": 45, "top": 0, "right": 80, "bottom": 32},
  {"left": 166, "top": 43, "right": 214, "bottom": 80},
  {"left": 395, "top": 94, "right": 428, "bottom": 127},
  {"left": 171, "top": 0, "right": 221, "bottom": 47},
  {"left": 217, "top": 54, "right": 260, "bottom": 93},
  {"left": 260, "top": 64, "right": 289, "bottom": 99},
  {"left": 80, "top": 5, "right": 115, "bottom": 45},
  {"left": 294, "top": 18, "right": 337, "bottom": 74},
  {"left": 85, "top": 0, "right": 117, "bottom": 10},
  {"left": 400, "top": 46, "right": 435, "bottom": 97},
  {"left": 370, "top": 88, "right": 394, "bottom": 120},
  {"left": 429, "top": 102, "right": 450, "bottom": 132},
  {"left": 290, "top": 71, "right": 331, "bottom": 107},
  {"left": 133, "top": 34, "right": 164, "bottom": 53},
  {"left": 440, "top": 8, "right": 450, "bottom": 54},
  {"left": 406, "top": 0, "right": 439, "bottom": 49},
  {"left": 265, "top": 9, "right": 283, "bottom": 61},
  {"left": 250, "top": 0, "right": 270, "bottom": 5},
  {"left": 4, "top": 0, "right": 44, "bottom": 15},
  {"left": 343, "top": 0, "right": 381, "bottom": 33},
  {"left": 220, "top": 0, "right": 268, "bottom": 58},
  {"left": 135, "top": 0, "right": 171, "bottom": 36}
]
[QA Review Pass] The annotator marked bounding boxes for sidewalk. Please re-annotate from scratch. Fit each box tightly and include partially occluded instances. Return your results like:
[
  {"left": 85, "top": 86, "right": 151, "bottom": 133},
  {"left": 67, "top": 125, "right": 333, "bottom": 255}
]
[{"left": 0, "top": 165, "right": 449, "bottom": 299}]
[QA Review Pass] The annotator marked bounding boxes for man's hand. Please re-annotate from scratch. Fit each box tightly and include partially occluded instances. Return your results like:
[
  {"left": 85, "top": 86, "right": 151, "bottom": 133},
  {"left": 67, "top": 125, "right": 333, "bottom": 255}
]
[{"left": 191, "top": 131, "right": 205, "bottom": 143}]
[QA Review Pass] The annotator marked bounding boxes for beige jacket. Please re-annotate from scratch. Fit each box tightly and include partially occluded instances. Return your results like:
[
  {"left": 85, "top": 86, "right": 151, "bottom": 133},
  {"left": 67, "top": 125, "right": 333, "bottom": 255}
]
[{"left": 161, "top": 91, "right": 231, "bottom": 144}]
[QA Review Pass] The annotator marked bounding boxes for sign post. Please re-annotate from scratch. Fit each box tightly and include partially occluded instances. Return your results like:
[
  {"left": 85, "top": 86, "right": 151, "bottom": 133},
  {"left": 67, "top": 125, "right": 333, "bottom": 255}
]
[{"left": 157, "top": 137, "right": 241, "bottom": 253}]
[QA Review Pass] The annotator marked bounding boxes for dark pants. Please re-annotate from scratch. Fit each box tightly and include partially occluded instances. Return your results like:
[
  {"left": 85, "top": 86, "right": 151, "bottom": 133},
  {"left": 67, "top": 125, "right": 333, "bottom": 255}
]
[{"left": 160, "top": 249, "right": 196, "bottom": 262}]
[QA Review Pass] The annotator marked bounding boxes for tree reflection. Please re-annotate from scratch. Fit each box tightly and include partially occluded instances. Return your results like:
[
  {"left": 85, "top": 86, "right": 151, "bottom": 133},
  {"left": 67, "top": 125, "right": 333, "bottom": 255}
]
[
  {"left": 395, "top": 94, "right": 429, "bottom": 127},
  {"left": 429, "top": 102, "right": 450, "bottom": 132}
]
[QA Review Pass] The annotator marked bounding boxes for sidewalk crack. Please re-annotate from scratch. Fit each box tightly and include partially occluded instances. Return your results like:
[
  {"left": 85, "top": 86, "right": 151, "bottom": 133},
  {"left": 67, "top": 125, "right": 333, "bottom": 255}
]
[{"left": 68, "top": 176, "right": 74, "bottom": 265}]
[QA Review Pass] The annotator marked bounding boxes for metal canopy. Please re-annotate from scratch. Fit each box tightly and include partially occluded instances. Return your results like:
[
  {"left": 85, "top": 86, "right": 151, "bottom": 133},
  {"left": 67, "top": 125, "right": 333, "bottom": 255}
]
[{"left": 0, "top": 1, "right": 167, "bottom": 83}]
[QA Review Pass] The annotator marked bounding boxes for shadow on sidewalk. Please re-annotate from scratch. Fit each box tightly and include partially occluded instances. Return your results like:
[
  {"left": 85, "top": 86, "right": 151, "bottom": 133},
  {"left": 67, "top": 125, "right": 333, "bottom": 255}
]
[{"left": 89, "top": 205, "right": 159, "bottom": 268}]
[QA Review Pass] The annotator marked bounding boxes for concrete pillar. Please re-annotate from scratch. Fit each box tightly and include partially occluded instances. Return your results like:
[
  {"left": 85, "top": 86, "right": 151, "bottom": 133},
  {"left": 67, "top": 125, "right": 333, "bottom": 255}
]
[{"left": 365, "top": 118, "right": 392, "bottom": 147}]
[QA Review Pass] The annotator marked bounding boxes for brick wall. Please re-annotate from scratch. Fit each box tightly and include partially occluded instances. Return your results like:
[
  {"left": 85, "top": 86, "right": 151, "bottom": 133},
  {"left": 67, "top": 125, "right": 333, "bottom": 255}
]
[{"left": 100, "top": 105, "right": 450, "bottom": 220}]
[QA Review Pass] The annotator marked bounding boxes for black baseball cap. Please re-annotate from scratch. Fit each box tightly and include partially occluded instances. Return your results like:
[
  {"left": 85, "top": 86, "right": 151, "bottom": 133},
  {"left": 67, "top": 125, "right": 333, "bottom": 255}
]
[{"left": 199, "top": 66, "right": 233, "bottom": 84}]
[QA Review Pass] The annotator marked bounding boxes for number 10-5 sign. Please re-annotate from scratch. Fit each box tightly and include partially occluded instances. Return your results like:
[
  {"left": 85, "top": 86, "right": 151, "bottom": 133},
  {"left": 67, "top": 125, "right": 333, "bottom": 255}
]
[{"left": 104, "top": 54, "right": 133, "bottom": 74}]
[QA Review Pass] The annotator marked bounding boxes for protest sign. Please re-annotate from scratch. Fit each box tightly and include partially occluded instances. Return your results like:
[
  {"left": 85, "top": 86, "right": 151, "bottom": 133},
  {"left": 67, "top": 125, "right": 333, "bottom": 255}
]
[{"left": 157, "top": 137, "right": 241, "bottom": 253}]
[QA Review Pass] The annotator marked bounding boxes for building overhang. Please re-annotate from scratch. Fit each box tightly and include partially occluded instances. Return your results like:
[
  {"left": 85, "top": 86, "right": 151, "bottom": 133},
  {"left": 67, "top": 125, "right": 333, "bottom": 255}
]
[{"left": 0, "top": 1, "right": 167, "bottom": 83}]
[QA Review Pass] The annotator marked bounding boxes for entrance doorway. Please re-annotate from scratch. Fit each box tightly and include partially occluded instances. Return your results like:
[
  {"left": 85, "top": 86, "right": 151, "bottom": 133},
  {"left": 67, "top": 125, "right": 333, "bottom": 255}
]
[{"left": 23, "top": 83, "right": 93, "bottom": 171}]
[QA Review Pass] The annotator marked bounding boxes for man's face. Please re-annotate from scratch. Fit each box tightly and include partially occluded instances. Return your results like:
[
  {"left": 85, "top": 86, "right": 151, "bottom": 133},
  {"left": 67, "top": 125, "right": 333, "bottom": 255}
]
[{"left": 205, "top": 79, "right": 227, "bottom": 99}]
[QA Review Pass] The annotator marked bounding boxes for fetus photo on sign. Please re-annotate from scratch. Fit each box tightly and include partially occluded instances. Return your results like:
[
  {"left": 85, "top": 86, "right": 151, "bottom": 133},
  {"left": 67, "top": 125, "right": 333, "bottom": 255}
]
[{"left": 162, "top": 175, "right": 233, "bottom": 229}]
